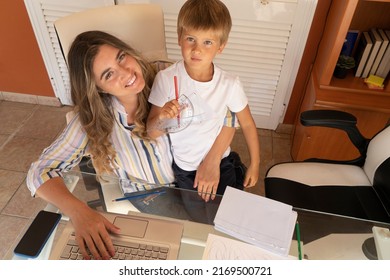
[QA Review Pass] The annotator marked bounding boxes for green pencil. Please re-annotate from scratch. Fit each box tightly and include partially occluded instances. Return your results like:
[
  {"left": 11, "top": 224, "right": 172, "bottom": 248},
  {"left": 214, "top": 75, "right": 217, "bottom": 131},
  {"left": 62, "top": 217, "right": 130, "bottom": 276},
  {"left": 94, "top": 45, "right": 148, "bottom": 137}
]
[{"left": 296, "top": 222, "right": 302, "bottom": 260}]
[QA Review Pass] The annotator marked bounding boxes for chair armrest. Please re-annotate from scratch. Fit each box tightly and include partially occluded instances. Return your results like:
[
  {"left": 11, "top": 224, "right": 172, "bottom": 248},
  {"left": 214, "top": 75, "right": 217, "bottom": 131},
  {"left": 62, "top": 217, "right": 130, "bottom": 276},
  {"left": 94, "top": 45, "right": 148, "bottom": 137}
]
[
  {"left": 300, "top": 110, "right": 357, "bottom": 128},
  {"left": 300, "top": 110, "right": 369, "bottom": 166}
]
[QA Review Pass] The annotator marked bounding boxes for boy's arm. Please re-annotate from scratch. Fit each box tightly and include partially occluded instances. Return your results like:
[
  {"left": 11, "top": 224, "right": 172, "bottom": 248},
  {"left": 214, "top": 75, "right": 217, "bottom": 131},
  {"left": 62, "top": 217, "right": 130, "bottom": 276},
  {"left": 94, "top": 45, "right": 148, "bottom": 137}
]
[
  {"left": 147, "top": 105, "right": 166, "bottom": 139},
  {"left": 236, "top": 105, "right": 260, "bottom": 187},
  {"left": 147, "top": 102, "right": 180, "bottom": 139},
  {"left": 195, "top": 125, "right": 235, "bottom": 202}
]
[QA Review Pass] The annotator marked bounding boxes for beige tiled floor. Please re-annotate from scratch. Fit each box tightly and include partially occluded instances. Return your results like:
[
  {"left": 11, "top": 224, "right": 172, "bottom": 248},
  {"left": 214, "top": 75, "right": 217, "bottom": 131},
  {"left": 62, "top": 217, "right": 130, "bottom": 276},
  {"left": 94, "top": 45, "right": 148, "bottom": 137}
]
[{"left": 0, "top": 100, "right": 293, "bottom": 259}]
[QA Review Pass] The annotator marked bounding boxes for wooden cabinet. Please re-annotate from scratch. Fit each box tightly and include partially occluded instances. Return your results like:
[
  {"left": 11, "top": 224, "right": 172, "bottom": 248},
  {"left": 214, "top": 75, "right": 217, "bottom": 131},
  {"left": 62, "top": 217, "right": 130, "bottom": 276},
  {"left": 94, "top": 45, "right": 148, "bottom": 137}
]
[{"left": 292, "top": 0, "right": 390, "bottom": 161}]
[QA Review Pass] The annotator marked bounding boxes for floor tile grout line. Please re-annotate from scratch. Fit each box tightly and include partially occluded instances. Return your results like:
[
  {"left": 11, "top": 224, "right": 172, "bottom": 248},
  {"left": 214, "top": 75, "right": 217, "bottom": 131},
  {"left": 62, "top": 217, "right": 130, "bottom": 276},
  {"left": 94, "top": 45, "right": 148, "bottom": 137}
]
[
  {"left": 0, "top": 174, "right": 28, "bottom": 216},
  {"left": 0, "top": 105, "right": 40, "bottom": 151}
]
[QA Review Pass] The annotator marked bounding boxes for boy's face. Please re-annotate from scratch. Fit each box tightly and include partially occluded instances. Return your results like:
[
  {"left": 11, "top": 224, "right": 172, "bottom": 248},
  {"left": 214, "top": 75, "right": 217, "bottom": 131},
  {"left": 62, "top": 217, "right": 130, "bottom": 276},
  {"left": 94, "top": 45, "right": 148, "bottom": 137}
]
[{"left": 178, "top": 28, "right": 226, "bottom": 78}]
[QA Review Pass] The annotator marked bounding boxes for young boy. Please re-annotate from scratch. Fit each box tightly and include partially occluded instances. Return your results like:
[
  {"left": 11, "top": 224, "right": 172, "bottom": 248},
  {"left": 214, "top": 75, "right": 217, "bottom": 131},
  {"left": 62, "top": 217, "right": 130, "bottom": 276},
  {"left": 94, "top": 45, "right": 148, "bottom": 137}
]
[{"left": 147, "top": 0, "right": 260, "bottom": 201}]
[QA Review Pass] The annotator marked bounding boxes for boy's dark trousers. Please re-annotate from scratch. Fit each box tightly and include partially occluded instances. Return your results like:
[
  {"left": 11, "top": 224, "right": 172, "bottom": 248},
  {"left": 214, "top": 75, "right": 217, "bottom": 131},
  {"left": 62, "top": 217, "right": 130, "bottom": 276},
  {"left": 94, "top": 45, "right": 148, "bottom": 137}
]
[{"left": 172, "top": 151, "right": 246, "bottom": 195}]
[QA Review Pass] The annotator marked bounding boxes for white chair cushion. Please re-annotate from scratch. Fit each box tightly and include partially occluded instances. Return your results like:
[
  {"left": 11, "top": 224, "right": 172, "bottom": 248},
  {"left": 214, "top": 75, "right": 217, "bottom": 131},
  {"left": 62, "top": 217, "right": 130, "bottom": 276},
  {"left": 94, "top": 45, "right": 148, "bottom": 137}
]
[
  {"left": 266, "top": 162, "right": 371, "bottom": 186},
  {"left": 364, "top": 126, "right": 390, "bottom": 185}
]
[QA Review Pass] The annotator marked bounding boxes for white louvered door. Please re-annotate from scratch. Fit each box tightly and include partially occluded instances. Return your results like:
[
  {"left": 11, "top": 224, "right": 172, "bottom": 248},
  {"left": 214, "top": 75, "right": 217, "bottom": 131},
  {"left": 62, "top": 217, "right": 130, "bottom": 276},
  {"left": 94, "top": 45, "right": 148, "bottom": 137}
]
[{"left": 24, "top": 0, "right": 114, "bottom": 105}]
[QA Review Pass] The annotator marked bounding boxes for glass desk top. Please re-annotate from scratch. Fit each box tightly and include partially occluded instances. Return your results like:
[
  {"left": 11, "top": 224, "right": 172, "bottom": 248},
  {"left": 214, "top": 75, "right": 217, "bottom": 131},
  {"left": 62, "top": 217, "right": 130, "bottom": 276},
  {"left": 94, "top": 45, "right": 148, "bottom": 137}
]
[{"left": 14, "top": 170, "right": 390, "bottom": 260}]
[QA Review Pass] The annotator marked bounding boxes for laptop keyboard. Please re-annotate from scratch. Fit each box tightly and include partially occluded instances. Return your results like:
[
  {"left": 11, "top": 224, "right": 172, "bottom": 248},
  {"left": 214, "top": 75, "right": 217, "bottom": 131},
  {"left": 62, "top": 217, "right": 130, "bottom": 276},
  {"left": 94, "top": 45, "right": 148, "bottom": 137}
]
[{"left": 60, "top": 232, "right": 170, "bottom": 260}]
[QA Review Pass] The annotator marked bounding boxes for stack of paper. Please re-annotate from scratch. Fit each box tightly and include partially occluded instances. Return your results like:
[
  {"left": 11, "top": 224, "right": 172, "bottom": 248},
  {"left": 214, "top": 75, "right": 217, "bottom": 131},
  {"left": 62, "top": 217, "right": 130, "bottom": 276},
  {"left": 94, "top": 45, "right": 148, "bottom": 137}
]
[{"left": 213, "top": 187, "right": 297, "bottom": 256}]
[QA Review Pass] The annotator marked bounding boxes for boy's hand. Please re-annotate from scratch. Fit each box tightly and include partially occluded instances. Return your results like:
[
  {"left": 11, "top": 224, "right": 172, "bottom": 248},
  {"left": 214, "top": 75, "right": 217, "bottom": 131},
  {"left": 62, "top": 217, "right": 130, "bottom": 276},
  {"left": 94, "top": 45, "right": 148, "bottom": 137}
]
[
  {"left": 194, "top": 160, "right": 220, "bottom": 202},
  {"left": 159, "top": 99, "right": 180, "bottom": 120},
  {"left": 243, "top": 163, "right": 259, "bottom": 188}
]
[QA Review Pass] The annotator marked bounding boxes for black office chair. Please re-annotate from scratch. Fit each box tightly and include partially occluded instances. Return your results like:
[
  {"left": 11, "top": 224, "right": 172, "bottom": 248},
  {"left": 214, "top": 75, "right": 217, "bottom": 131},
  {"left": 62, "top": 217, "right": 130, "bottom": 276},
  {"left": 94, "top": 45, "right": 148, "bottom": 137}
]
[{"left": 265, "top": 110, "right": 390, "bottom": 224}]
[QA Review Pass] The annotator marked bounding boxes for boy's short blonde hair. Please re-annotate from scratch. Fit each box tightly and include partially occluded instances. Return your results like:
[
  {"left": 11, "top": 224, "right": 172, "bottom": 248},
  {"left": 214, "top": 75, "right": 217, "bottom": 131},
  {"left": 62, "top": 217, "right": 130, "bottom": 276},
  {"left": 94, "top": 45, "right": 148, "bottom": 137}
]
[{"left": 177, "top": 0, "right": 232, "bottom": 45}]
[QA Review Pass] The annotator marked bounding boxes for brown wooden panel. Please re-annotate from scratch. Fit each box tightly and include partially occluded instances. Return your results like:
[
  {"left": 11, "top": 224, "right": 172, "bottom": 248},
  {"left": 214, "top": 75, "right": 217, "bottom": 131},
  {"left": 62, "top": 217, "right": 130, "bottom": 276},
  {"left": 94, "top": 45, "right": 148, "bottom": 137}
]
[{"left": 315, "top": 0, "right": 358, "bottom": 86}]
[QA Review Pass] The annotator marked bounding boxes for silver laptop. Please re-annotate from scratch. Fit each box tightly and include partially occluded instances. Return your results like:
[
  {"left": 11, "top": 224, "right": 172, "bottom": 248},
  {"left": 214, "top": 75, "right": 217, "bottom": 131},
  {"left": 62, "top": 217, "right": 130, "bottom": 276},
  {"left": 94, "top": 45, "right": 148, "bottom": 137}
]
[{"left": 50, "top": 212, "right": 184, "bottom": 260}]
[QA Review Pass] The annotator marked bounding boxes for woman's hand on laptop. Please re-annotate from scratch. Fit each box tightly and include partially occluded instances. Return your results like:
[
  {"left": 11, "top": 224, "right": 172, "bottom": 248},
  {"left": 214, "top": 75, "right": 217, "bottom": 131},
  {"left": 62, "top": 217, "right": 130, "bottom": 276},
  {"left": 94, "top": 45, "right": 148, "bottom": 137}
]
[
  {"left": 70, "top": 204, "right": 120, "bottom": 260},
  {"left": 34, "top": 178, "right": 120, "bottom": 259}
]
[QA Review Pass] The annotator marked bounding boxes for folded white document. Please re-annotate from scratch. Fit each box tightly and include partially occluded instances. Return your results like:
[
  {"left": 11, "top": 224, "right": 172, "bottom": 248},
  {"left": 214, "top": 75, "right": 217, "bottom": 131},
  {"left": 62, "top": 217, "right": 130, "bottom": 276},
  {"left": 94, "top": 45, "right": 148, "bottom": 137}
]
[{"left": 214, "top": 187, "right": 297, "bottom": 256}]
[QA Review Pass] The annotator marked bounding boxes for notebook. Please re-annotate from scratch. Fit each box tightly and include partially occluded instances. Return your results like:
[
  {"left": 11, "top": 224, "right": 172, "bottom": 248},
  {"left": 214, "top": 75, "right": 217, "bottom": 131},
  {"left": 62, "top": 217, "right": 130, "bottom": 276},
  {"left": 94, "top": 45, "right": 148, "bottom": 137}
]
[{"left": 50, "top": 211, "right": 184, "bottom": 260}]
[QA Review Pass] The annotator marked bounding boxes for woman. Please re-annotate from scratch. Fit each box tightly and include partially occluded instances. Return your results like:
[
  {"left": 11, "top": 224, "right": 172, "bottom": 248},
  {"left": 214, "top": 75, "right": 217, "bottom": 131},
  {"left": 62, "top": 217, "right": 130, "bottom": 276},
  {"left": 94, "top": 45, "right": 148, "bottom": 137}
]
[{"left": 26, "top": 31, "right": 174, "bottom": 260}]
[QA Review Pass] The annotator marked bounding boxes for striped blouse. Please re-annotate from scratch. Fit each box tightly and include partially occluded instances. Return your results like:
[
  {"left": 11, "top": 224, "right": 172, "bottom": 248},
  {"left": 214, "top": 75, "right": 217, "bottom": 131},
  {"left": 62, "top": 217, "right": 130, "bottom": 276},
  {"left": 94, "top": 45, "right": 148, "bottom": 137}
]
[{"left": 26, "top": 96, "right": 174, "bottom": 196}]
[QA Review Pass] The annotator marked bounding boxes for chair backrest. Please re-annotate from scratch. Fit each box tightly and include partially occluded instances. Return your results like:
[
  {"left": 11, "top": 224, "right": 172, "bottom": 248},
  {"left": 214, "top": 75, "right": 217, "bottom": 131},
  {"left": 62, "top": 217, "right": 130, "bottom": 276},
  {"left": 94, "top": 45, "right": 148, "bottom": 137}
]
[
  {"left": 364, "top": 125, "right": 390, "bottom": 215},
  {"left": 54, "top": 4, "right": 169, "bottom": 63}
]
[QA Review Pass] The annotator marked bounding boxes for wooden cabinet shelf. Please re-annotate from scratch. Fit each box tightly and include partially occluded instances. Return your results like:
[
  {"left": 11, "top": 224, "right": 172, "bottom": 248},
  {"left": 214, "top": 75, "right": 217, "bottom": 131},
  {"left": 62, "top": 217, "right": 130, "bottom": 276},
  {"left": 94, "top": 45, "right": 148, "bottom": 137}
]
[
  {"left": 291, "top": 0, "right": 390, "bottom": 162},
  {"left": 320, "top": 75, "right": 390, "bottom": 113},
  {"left": 328, "top": 75, "right": 389, "bottom": 95}
]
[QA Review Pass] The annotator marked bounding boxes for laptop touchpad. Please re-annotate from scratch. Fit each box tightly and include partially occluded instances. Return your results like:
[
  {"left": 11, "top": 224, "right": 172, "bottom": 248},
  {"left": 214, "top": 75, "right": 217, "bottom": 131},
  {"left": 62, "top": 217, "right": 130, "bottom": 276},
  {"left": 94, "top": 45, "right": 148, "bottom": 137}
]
[{"left": 113, "top": 217, "right": 148, "bottom": 238}]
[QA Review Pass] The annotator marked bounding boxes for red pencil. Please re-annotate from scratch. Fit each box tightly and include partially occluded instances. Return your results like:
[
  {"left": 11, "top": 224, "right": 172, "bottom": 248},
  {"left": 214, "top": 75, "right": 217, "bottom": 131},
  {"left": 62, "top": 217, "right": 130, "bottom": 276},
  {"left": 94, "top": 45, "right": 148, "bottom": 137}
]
[
  {"left": 174, "top": 76, "right": 180, "bottom": 126},
  {"left": 174, "top": 75, "right": 179, "bottom": 100}
]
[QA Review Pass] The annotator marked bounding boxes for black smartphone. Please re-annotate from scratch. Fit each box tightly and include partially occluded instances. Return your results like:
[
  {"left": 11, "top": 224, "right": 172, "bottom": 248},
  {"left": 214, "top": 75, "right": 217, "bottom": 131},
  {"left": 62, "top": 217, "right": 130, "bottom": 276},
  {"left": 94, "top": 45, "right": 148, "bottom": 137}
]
[{"left": 14, "top": 210, "right": 62, "bottom": 258}]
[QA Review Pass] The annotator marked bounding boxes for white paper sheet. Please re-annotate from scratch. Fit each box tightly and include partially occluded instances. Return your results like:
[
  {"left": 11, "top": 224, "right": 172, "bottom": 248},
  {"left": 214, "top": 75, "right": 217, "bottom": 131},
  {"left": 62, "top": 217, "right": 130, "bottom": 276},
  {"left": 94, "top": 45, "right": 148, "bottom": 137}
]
[
  {"left": 213, "top": 187, "right": 297, "bottom": 256},
  {"left": 202, "top": 234, "right": 296, "bottom": 260}
]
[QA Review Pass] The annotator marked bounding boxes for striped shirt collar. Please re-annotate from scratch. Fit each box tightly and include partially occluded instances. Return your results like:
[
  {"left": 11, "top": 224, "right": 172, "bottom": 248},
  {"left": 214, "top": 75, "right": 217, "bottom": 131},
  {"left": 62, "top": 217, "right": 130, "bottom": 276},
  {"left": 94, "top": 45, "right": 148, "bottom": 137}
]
[{"left": 111, "top": 96, "right": 135, "bottom": 130}]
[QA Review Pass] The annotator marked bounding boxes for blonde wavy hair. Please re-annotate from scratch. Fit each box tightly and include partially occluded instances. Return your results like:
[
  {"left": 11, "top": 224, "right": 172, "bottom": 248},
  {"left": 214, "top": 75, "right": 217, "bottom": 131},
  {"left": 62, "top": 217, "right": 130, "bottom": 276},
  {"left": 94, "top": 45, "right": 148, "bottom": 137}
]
[{"left": 67, "top": 30, "right": 157, "bottom": 174}]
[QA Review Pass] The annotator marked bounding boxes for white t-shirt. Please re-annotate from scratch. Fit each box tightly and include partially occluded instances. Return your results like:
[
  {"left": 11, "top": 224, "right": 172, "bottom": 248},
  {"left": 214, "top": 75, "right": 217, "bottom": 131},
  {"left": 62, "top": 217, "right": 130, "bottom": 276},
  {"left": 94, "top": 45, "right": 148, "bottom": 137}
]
[{"left": 149, "top": 60, "right": 247, "bottom": 171}]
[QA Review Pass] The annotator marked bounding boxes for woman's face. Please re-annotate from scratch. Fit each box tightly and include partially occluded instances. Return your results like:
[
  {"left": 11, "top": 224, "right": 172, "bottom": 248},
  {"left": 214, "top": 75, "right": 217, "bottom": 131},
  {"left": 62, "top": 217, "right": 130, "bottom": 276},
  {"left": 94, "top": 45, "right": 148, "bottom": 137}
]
[{"left": 92, "top": 44, "right": 145, "bottom": 99}]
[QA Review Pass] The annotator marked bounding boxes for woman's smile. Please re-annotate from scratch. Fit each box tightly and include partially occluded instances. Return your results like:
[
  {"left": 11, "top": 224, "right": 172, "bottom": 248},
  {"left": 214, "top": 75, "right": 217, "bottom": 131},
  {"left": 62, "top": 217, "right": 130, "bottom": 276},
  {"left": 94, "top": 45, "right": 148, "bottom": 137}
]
[{"left": 125, "top": 75, "right": 137, "bottom": 88}]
